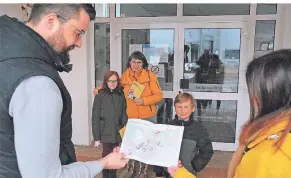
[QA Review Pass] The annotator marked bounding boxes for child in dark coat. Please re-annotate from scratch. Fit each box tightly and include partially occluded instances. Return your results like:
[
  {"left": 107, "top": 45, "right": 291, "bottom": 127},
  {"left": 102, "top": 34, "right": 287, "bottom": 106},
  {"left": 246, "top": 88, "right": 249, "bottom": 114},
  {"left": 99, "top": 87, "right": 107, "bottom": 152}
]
[
  {"left": 92, "top": 71, "right": 128, "bottom": 178},
  {"left": 155, "top": 92, "right": 214, "bottom": 178}
]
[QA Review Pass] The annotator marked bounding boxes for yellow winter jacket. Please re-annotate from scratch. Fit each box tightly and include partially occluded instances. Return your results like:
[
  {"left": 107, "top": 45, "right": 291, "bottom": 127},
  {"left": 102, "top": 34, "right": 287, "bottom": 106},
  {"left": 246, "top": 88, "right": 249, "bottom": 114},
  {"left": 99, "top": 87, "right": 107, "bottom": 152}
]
[
  {"left": 234, "top": 119, "right": 291, "bottom": 178},
  {"left": 174, "top": 167, "right": 197, "bottom": 178},
  {"left": 120, "top": 68, "right": 163, "bottom": 119}
]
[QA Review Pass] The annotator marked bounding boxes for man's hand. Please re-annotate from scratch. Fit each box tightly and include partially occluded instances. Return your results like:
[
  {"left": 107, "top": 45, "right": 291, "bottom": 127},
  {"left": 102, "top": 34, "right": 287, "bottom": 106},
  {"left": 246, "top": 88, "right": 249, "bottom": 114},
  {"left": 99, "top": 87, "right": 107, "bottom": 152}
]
[
  {"left": 133, "top": 98, "right": 143, "bottom": 105},
  {"left": 99, "top": 147, "right": 129, "bottom": 169},
  {"left": 167, "top": 160, "right": 183, "bottom": 177},
  {"left": 93, "top": 86, "right": 102, "bottom": 95}
]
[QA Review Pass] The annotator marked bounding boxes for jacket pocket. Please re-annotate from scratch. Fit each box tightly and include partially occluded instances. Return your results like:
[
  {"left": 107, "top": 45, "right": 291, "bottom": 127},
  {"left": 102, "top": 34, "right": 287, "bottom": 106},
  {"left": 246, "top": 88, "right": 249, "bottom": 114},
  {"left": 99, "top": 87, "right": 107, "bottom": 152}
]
[{"left": 138, "top": 105, "right": 156, "bottom": 118}]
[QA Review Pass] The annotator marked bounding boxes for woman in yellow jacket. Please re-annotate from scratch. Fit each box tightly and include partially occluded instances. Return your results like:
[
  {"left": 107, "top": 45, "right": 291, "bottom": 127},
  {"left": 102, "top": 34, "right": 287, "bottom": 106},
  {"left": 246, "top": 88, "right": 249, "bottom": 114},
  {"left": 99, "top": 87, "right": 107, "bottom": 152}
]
[{"left": 227, "top": 49, "right": 291, "bottom": 178}]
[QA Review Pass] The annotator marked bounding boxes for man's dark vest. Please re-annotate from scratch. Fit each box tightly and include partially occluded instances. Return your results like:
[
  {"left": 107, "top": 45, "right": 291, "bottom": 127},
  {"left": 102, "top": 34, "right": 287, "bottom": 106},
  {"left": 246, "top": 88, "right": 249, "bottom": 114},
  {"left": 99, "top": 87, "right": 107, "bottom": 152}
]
[{"left": 0, "top": 58, "right": 76, "bottom": 177}]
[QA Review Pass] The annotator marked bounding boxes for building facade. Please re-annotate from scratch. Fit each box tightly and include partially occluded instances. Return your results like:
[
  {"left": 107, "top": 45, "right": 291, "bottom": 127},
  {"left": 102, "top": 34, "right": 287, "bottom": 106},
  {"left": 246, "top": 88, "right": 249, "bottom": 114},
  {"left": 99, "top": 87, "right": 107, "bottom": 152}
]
[{"left": 2, "top": 3, "right": 291, "bottom": 151}]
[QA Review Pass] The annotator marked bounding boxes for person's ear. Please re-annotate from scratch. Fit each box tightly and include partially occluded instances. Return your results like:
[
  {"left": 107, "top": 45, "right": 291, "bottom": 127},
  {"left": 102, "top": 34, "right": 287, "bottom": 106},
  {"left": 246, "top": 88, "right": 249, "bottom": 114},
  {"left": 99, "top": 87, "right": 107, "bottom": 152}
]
[
  {"left": 192, "top": 105, "right": 195, "bottom": 112},
  {"left": 42, "top": 13, "right": 60, "bottom": 31}
]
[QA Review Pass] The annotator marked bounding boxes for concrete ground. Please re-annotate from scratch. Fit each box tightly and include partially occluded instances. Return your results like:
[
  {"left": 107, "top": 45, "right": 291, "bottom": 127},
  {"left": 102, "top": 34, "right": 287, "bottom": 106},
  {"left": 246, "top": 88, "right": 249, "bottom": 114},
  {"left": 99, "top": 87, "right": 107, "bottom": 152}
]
[{"left": 75, "top": 145, "right": 233, "bottom": 178}]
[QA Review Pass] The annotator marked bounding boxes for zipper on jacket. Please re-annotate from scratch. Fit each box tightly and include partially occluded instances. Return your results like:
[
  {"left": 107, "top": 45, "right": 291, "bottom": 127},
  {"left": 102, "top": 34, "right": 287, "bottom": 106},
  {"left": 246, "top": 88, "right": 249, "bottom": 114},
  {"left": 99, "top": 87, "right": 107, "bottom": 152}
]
[
  {"left": 137, "top": 105, "right": 140, "bottom": 119},
  {"left": 134, "top": 72, "right": 137, "bottom": 81}
]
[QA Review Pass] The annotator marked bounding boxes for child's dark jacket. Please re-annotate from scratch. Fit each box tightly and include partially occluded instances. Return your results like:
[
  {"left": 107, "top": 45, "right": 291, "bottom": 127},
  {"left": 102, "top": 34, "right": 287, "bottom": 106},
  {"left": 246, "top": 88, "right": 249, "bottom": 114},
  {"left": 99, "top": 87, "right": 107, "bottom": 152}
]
[{"left": 170, "top": 113, "right": 214, "bottom": 175}]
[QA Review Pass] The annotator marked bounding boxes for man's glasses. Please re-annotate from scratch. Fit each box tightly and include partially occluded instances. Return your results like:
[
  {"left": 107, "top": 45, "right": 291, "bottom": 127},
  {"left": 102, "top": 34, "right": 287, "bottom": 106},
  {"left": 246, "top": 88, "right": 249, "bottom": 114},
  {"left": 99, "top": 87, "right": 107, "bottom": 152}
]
[{"left": 57, "top": 15, "right": 85, "bottom": 39}]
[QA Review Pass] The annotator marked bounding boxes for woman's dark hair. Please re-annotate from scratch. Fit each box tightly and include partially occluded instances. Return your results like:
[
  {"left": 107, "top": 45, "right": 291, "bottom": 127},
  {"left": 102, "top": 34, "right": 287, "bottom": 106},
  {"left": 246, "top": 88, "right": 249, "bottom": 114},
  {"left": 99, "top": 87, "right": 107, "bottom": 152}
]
[
  {"left": 240, "top": 49, "right": 291, "bottom": 148},
  {"left": 127, "top": 51, "right": 149, "bottom": 69},
  {"left": 102, "top": 71, "right": 123, "bottom": 93}
]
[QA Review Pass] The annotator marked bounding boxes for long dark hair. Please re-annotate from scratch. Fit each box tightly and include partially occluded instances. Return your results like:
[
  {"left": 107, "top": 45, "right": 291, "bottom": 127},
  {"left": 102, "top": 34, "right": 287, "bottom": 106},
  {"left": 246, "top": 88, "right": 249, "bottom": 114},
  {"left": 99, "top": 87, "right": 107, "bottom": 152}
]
[
  {"left": 240, "top": 49, "right": 291, "bottom": 148},
  {"left": 127, "top": 51, "right": 149, "bottom": 69},
  {"left": 102, "top": 71, "right": 123, "bottom": 93}
]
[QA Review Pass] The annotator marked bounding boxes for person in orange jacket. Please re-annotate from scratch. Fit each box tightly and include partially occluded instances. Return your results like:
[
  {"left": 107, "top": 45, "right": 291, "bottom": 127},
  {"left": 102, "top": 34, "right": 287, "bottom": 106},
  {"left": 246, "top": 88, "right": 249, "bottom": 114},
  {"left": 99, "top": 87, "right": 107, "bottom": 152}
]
[
  {"left": 227, "top": 49, "right": 291, "bottom": 178},
  {"left": 94, "top": 51, "right": 163, "bottom": 123},
  {"left": 93, "top": 51, "right": 163, "bottom": 177}
]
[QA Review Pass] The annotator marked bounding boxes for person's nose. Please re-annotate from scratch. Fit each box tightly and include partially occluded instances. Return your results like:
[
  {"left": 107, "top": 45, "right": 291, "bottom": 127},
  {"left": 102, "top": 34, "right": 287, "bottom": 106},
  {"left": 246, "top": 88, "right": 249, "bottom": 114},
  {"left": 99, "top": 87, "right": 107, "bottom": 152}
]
[
  {"left": 74, "top": 38, "right": 82, "bottom": 48},
  {"left": 181, "top": 107, "right": 185, "bottom": 113}
]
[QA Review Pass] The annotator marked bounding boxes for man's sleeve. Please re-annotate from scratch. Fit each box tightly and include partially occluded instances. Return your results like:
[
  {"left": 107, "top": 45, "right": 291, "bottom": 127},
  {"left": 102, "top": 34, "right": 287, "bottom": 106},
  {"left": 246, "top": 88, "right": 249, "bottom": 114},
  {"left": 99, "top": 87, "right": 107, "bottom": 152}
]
[{"left": 9, "top": 76, "right": 103, "bottom": 178}]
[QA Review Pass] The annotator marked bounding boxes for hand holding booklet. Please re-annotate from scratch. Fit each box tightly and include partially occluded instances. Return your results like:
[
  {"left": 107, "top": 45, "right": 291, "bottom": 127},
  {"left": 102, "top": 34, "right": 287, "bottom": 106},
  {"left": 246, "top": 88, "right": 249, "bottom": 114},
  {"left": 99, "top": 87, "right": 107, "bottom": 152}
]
[{"left": 120, "top": 119, "right": 184, "bottom": 167}]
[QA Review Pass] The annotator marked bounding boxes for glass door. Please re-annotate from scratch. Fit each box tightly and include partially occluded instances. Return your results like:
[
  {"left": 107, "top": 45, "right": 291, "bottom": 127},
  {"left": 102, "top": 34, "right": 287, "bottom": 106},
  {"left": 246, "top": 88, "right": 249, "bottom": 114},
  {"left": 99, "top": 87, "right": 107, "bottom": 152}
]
[
  {"left": 116, "top": 23, "right": 180, "bottom": 126},
  {"left": 115, "top": 22, "right": 249, "bottom": 151},
  {"left": 178, "top": 22, "right": 249, "bottom": 151}
]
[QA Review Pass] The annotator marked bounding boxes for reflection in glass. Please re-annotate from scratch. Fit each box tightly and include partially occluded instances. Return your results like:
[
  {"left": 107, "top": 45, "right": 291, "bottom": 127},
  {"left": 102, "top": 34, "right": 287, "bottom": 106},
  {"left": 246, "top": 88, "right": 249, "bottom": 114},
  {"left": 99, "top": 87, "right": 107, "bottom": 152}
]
[
  {"left": 254, "top": 20, "right": 276, "bottom": 58},
  {"left": 256, "top": 4, "right": 277, "bottom": 15},
  {"left": 183, "top": 4, "right": 250, "bottom": 16},
  {"left": 193, "top": 100, "right": 237, "bottom": 143},
  {"left": 121, "top": 29, "right": 175, "bottom": 91},
  {"left": 93, "top": 3, "right": 109, "bottom": 17},
  {"left": 183, "top": 28, "right": 241, "bottom": 93},
  {"left": 157, "top": 98, "right": 173, "bottom": 124},
  {"left": 116, "top": 4, "right": 177, "bottom": 17},
  {"left": 94, "top": 23, "right": 110, "bottom": 87}
]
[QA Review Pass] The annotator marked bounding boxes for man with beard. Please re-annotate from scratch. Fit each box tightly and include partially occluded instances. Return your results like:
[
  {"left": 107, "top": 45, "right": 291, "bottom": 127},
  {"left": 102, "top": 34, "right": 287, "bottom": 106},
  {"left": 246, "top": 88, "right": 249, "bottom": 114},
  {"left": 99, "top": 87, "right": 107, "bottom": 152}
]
[{"left": 0, "top": 4, "right": 128, "bottom": 178}]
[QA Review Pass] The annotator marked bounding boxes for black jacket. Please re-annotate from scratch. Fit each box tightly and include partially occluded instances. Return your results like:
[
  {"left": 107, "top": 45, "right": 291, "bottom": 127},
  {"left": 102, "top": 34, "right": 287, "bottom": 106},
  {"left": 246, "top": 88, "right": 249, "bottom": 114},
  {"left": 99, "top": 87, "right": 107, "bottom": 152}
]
[
  {"left": 92, "top": 89, "right": 128, "bottom": 143},
  {"left": 0, "top": 15, "right": 76, "bottom": 177},
  {"left": 170, "top": 114, "right": 214, "bottom": 174}
]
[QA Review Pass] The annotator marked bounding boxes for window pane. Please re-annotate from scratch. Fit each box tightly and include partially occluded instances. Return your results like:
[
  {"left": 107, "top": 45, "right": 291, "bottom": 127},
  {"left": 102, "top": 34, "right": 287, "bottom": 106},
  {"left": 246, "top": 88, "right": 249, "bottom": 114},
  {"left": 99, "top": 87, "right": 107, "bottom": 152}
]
[
  {"left": 116, "top": 4, "right": 177, "bottom": 17},
  {"left": 183, "top": 4, "right": 250, "bottom": 16},
  {"left": 254, "top": 20, "right": 276, "bottom": 58},
  {"left": 256, "top": 4, "right": 277, "bottom": 15},
  {"left": 94, "top": 23, "right": 110, "bottom": 87},
  {"left": 121, "top": 29, "right": 175, "bottom": 91},
  {"left": 94, "top": 3, "right": 109, "bottom": 17},
  {"left": 194, "top": 100, "right": 237, "bottom": 143},
  {"left": 183, "top": 28, "right": 241, "bottom": 93},
  {"left": 157, "top": 98, "right": 173, "bottom": 124}
]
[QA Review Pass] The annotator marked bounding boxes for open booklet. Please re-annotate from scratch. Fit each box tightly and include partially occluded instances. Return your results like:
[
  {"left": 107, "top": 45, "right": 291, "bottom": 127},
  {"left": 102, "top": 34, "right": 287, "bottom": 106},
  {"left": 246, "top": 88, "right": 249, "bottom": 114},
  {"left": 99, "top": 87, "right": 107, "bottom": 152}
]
[{"left": 120, "top": 119, "right": 184, "bottom": 167}]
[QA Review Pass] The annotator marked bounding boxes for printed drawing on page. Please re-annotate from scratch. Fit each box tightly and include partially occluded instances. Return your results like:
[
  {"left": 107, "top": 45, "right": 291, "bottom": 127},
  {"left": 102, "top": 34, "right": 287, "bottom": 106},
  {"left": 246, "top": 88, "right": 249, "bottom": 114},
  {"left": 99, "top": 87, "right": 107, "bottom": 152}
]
[{"left": 120, "top": 119, "right": 184, "bottom": 167}]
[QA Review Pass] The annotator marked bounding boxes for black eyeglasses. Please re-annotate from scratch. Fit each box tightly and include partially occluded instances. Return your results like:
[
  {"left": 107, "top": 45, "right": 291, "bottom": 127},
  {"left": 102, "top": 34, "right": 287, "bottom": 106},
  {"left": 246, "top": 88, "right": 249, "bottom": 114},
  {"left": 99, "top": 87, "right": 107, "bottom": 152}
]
[
  {"left": 57, "top": 15, "right": 85, "bottom": 39},
  {"left": 107, "top": 80, "right": 118, "bottom": 84}
]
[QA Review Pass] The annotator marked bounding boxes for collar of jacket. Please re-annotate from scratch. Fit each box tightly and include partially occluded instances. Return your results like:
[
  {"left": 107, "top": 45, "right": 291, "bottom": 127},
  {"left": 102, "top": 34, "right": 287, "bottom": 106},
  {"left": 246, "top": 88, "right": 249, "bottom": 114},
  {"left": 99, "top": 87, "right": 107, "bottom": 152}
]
[
  {"left": 247, "top": 117, "right": 290, "bottom": 149},
  {"left": 172, "top": 113, "right": 194, "bottom": 126},
  {"left": 0, "top": 15, "right": 72, "bottom": 73},
  {"left": 121, "top": 68, "right": 150, "bottom": 85}
]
